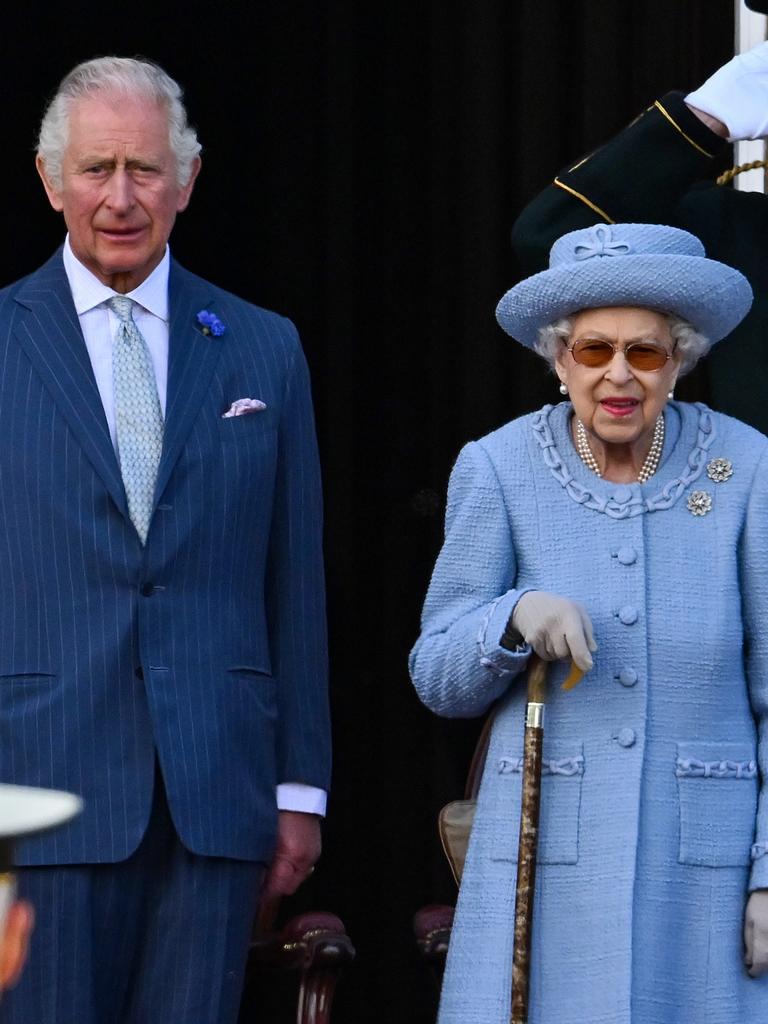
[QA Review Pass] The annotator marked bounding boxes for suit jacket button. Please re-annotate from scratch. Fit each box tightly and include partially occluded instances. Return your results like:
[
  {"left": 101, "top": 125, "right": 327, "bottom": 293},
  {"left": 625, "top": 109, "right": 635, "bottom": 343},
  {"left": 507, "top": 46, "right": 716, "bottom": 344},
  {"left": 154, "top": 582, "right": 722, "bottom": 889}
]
[
  {"left": 135, "top": 666, "right": 144, "bottom": 680},
  {"left": 140, "top": 583, "right": 155, "bottom": 597}
]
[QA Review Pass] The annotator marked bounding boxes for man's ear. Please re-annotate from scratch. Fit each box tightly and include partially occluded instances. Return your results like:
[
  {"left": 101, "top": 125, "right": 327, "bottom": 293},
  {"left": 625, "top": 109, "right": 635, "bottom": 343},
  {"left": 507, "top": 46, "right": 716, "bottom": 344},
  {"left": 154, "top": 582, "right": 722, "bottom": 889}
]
[
  {"left": 176, "top": 156, "right": 202, "bottom": 213},
  {"left": 36, "top": 155, "right": 64, "bottom": 213}
]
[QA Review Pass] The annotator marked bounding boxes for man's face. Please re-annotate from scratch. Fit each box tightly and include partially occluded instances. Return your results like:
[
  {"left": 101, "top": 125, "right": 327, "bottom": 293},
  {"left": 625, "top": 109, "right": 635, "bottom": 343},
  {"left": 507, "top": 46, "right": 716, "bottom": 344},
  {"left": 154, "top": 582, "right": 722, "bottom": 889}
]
[{"left": 36, "top": 92, "right": 200, "bottom": 293}]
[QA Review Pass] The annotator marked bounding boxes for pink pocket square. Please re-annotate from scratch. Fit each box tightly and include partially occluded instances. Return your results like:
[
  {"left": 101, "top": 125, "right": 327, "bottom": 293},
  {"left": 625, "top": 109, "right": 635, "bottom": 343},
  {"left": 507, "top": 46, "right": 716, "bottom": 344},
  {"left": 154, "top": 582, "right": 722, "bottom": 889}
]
[{"left": 222, "top": 398, "right": 267, "bottom": 418}]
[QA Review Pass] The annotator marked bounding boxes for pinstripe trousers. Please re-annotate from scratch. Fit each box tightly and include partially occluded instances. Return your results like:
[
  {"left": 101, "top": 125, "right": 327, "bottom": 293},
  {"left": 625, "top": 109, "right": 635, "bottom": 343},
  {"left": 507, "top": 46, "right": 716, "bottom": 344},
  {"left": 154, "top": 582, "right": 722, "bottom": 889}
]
[{"left": 2, "top": 771, "right": 265, "bottom": 1024}]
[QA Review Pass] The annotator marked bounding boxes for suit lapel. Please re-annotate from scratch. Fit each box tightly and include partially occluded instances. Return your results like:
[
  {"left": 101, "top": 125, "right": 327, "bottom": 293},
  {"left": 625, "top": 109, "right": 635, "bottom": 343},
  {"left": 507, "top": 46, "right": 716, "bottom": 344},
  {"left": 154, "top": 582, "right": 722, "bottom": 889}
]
[
  {"left": 13, "top": 254, "right": 225, "bottom": 527},
  {"left": 153, "top": 260, "right": 224, "bottom": 506},
  {"left": 12, "top": 251, "right": 129, "bottom": 520}
]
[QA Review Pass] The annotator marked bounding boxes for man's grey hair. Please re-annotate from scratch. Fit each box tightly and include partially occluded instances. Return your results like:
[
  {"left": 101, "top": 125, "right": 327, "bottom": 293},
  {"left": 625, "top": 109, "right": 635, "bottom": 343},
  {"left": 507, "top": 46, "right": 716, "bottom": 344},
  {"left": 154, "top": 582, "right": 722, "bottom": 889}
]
[
  {"left": 37, "top": 56, "right": 201, "bottom": 189},
  {"left": 534, "top": 312, "right": 711, "bottom": 376}
]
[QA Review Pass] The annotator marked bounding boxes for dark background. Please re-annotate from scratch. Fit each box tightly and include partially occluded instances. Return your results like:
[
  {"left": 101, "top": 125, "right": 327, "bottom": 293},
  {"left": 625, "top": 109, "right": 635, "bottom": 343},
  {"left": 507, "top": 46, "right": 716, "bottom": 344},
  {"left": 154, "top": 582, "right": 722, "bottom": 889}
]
[{"left": 4, "top": 2, "right": 734, "bottom": 1021}]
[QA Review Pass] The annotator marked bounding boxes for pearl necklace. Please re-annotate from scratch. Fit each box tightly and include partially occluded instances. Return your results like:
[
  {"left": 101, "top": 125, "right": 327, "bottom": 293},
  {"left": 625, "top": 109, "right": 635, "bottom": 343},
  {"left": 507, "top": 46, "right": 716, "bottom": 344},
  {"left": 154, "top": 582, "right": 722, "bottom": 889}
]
[{"left": 575, "top": 415, "right": 665, "bottom": 483}]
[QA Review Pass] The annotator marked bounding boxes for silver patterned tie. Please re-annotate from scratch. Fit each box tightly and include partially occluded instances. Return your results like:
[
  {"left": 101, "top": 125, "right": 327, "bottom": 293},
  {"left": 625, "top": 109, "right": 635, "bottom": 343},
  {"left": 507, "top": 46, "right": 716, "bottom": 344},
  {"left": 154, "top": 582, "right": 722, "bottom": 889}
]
[{"left": 109, "top": 295, "right": 164, "bottom": 544}]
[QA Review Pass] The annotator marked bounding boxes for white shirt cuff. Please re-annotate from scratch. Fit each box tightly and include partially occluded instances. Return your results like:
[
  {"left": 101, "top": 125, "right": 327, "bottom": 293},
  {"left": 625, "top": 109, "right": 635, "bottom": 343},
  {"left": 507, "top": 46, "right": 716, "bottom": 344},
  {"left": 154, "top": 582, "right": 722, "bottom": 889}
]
[{"left": 276, "top": 783, "right": 327, "bottom": 816}]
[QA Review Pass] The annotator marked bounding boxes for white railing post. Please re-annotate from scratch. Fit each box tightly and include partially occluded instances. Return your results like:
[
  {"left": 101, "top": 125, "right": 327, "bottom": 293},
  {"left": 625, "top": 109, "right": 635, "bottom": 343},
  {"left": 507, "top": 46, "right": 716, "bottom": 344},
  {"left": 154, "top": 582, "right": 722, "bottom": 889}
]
[{"left": 734, "top": 1, "right": 768, "bottom": 192}]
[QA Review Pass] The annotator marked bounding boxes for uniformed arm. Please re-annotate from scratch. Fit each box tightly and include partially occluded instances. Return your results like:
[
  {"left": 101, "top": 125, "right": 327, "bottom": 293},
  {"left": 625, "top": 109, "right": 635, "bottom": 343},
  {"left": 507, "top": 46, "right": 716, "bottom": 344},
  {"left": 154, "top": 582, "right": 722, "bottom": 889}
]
[
  {"left": 686, "top": 40, "right": 768, "bottom": 143},
  {"left": 409, "top": 441, "right": 533, "bottom": 718},
  {"left": 511, "top": 92, "right": 727, "bottom": 278},
  {"left": 266, "top": 323, "right": 331, "bottom": 795}
]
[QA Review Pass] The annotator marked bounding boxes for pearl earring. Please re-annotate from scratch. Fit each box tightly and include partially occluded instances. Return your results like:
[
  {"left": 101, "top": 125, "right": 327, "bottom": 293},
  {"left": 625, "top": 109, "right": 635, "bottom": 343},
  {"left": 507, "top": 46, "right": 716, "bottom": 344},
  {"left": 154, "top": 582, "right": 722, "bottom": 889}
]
[
  {"left": 667, "top": 390, "right": 674, "bottom": 400},
  {"left": 559, "top": 382, "right": 568, "bottom": 396}
]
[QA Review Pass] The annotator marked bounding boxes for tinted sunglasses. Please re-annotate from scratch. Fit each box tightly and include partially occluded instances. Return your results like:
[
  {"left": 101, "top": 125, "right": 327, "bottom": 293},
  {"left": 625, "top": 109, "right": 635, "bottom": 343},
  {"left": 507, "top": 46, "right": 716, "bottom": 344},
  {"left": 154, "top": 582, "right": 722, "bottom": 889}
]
[{"left": 567, "top": 338, "right": 676, "bottom": 372}]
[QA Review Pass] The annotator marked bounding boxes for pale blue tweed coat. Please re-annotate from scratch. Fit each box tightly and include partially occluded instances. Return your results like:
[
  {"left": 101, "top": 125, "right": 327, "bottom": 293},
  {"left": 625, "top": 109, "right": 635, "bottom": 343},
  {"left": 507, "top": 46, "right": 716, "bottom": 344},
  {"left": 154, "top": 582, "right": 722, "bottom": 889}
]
[{"left": 410, "top": 401, "right": 768, "bottom": 1024}]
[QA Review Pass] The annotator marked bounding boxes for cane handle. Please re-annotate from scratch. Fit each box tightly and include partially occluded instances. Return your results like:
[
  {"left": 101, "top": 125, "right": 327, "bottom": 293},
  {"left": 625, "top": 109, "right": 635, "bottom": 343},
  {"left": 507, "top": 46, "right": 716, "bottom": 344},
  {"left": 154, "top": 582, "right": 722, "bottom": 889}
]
[
  {"left": 561, "top": 661, "right": 585, "bottom": 691},
  {"left": 526, "top": 656, "right": 548, "bottom": 704}
]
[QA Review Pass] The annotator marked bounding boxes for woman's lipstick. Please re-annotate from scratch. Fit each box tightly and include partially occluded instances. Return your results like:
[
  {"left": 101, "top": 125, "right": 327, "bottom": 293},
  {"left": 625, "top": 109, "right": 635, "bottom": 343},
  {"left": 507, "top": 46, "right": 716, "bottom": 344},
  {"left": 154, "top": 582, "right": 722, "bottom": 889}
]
[{"left": 600, "top": 398, "right": 639, "bottom": 417}]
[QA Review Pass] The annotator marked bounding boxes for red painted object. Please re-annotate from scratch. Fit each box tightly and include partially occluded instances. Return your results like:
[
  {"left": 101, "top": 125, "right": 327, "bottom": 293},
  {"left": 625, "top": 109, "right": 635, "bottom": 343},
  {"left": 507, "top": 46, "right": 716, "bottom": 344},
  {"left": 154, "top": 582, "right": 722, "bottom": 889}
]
[{"left": 245, "top": 912, "right": 355, "bottom": 1024}]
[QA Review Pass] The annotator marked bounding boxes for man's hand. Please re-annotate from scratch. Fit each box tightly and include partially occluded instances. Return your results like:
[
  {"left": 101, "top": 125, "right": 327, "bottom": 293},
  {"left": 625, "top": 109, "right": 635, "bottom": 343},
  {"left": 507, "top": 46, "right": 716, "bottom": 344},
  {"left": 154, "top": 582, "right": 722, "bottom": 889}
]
[
  {"left": 258, "top": 811, "right": 321, "bottom": 931},
  {"left": 686, "top": 40, "right": 768, "bottom": 141},
  {"left": 744, "top": 888, "right": 768, "bottom": 977},
  {"left": 0, "top": 900, "right": 34, "bottom": 991},
  {"left": 259, "top": 811, "right": 322, "bottom": 929}
]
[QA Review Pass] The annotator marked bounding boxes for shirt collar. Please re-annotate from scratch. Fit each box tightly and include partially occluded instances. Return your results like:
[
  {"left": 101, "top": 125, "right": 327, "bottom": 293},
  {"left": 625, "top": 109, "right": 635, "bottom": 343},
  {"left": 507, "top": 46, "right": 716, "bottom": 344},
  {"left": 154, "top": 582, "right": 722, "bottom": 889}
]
[{"left": 62, "top": 235, "right": 170, "bottom": 321}]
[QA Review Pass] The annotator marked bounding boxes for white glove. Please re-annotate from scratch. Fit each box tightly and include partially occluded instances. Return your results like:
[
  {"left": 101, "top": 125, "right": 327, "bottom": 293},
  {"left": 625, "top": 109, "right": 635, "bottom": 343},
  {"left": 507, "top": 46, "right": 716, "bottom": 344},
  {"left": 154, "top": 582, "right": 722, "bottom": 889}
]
[
  {"left": 686, "top": 40, "right": 768, "bottom": 141},
  {"left": 511, "top": 591, "right": 596, "bottom": 672},
  {"left": 744, "top": 889, "right": 768, "bottom": 978}
]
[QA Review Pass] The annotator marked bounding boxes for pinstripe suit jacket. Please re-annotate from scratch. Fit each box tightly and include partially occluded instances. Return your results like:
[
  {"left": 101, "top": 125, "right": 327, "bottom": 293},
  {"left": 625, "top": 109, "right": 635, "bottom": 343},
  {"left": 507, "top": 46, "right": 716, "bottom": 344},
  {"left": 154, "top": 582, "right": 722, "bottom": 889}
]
[{"left": 0, "top": 250, "right": 331, "bottom": 866}]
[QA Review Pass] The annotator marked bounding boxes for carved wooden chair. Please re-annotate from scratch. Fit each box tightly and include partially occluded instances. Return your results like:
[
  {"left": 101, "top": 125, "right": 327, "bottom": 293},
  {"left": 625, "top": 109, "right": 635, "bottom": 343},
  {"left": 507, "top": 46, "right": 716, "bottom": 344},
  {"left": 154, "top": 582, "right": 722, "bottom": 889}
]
[
  {"left": 413, "top": 904, "right": 454, "bottom": 990},
  {"left": 412, "top": 716, "right": 494, "bottom": 990},
  {"left": 241, "top": 910, "right": 355, "bottom": 1024}
]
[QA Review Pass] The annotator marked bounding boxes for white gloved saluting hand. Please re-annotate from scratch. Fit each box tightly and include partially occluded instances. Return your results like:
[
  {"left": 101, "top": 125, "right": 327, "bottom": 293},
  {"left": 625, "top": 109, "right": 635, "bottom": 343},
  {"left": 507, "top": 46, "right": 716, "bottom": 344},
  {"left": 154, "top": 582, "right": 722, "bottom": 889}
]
[
  {"left": 686, "top": 40, "right": 768, "bottom": 141},
  {"left": 744, "top": 889, "right": 768, "bottom": 978},
  {"left": 511, "top": 591, "right": 597, "bottom": 672}
]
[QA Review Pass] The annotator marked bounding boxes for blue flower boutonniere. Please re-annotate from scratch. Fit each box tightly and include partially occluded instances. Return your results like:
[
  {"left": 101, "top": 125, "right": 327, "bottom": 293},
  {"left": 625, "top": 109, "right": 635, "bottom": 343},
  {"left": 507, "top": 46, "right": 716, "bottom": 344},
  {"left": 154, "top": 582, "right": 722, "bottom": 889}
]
[{"left": 196, "top": 310, "right": 226, "bottom": 337}]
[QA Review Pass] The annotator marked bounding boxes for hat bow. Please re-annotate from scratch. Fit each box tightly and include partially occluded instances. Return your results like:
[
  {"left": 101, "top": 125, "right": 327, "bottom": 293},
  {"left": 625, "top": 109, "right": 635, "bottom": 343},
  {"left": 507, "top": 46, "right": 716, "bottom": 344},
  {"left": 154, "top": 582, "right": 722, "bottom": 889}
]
[{"left": 573, "top": 225, "right": 632, "bottom": 261}]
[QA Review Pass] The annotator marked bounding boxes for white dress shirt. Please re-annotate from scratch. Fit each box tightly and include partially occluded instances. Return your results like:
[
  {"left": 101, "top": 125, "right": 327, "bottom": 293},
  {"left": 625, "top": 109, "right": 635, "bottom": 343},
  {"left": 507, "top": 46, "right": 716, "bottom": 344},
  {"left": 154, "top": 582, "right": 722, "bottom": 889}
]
[{"left": 62, "top": 237, "right": 326, "bottom": 817}]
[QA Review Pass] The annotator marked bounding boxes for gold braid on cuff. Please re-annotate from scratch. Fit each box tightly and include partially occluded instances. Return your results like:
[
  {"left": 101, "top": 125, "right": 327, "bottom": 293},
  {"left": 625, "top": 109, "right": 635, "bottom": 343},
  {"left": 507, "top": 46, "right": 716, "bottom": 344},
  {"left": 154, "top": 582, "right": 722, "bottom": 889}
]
[{"left": 717, "top": 159, "right": 768, "bottom": 186}]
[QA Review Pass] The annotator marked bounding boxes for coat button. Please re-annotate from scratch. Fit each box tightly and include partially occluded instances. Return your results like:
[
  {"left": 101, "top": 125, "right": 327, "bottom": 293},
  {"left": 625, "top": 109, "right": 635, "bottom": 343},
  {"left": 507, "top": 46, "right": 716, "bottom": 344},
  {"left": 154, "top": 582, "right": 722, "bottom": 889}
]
[
  {"left": 618, "top": 667, "right": 638, "bottom": 687},
  {"left": 616, "top": 728, "right": 636, "bottom": 748},
  {"left": 617, "top": 605, "right": 638, "bottom": 625},
  {"left": 612, "top": 486, "right": 633, "bottom": 504},
  {"left": 140, "top": 582, "right": 155, "bottom": 597},
  {"left": 617, "top": 546, "right": 637, "bottom": 565}
]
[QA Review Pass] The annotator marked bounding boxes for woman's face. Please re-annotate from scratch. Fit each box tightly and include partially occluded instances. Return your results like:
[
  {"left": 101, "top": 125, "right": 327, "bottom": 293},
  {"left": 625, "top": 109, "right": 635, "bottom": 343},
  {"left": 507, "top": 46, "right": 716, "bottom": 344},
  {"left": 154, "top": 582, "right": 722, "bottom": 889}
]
[{"left": 555, "top": 306, "right": 681, "bottom": 452}]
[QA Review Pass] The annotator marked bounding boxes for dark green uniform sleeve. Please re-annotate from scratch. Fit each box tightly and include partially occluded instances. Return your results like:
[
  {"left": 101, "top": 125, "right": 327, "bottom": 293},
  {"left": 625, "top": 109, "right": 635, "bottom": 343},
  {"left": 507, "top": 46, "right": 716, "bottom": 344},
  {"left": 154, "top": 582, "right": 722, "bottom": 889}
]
[{"left": 512, "top": 93, "right": 728, "bottom": 276}]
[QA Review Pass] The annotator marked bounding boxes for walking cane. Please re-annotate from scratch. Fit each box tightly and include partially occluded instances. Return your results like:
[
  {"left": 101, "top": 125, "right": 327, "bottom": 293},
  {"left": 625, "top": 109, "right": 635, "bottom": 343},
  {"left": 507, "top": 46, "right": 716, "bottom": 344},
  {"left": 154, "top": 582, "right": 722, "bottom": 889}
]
[{"left": 510, "top": 657, "right": 583, "bottom": 1024}]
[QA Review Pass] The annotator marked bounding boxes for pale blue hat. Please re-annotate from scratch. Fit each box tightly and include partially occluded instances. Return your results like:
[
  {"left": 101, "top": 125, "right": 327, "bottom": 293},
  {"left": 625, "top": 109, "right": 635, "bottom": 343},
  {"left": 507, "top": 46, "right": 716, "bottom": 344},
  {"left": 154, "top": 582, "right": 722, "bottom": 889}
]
[{"left": 496, "top": 223, "right": 753, "bottom": 349}]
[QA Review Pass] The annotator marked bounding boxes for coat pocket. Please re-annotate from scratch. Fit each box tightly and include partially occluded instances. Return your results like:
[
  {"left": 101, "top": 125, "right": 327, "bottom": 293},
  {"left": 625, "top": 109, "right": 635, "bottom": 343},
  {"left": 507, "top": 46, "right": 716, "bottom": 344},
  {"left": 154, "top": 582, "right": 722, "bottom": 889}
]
[
  {"left": 225, "top": 665, "right": 277, "bottom": 719},
  {"left": 0, "top": 665, "right": 57, "bottom": 678},
  {"left": 676, "top": 741, "right": 758, "bottom": 868},
  {"left": 488, "top": 744, "right": 584, "bottom": 865},
  {"left": 217, "top": 412, "right": 276, "bottom": 445}
]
